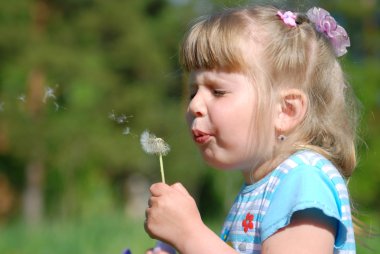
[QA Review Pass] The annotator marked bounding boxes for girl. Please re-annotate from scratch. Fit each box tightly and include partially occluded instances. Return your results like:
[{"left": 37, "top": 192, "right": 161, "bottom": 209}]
[{"left": 145, "top": 5, "right": 357, "bottom": 254}]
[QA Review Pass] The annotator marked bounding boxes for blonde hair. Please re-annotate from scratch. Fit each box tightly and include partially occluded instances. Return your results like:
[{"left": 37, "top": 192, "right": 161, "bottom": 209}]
[{"left": 180, "top": 5, "right": 360, "bottom": 179}]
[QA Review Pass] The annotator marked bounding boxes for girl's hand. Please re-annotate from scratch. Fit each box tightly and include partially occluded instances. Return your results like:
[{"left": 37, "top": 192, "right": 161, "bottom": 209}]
[{"left": 144, "top": 182, "right": 203, "bottom": 249}]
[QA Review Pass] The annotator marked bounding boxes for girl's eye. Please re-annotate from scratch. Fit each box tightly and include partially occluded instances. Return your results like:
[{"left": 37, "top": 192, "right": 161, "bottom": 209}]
[{"left": 213, "top": 90, "right": 227, "bottom": 97}]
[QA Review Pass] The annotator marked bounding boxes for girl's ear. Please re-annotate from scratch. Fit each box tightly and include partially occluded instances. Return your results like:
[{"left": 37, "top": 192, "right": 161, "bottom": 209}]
[{"left": 274, "top": 89, "right": 308, "bottom": 134}]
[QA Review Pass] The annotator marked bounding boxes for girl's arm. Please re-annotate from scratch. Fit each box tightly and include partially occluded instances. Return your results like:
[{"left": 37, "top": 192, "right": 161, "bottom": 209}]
[
  {"left": 262, "top": 211, "right": 336, "bottom": 254},
  {"left": 145, "top": 182, "right": 237, "bottom": 254}
]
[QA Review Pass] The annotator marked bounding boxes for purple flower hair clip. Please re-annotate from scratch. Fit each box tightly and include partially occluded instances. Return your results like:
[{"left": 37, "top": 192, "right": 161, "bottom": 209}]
[
  {"left": 277, "top": 11, "right": 297, "bottom": 27},
  {"left": 306, "top": 7, "right": 350, "bottom": 57}
]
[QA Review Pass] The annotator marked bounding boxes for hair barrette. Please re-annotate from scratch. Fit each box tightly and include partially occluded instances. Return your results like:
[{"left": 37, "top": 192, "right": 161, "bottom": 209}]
[
  {"left": 306, "top": 7, "right": 350, "bottom": 57},
  {"left": 277, "top": 11, "right": 297, "bottom": 27}
]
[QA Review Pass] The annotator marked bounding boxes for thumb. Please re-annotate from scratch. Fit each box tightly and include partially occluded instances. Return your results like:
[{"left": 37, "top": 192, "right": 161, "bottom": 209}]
[
  {"left": 171, "top": 182, "right": 189, "bottom": 195},
  {"left": 150, "top": 182, "right": 169, "bottom": 196}
]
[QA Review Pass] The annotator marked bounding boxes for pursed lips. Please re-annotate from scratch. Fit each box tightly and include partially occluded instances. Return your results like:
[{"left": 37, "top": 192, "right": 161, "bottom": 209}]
[{"left": 192, "top": 129, "right": 212, "bottom": 144}]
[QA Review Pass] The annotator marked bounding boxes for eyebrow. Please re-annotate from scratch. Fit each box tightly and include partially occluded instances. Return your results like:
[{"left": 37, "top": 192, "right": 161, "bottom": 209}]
[{"left": 191, "top": 72, "right": 219, "bottom": 86}]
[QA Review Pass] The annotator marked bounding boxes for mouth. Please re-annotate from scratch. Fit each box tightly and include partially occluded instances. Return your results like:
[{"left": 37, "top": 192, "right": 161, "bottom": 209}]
[{"left": 192, "top": 129, "right": 212, "bottom": 144}]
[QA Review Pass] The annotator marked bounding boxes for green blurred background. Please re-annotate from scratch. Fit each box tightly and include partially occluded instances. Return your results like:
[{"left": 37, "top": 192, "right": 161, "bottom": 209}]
[{"left": 0, "top": 0, "right": 378, "bottom": 253}]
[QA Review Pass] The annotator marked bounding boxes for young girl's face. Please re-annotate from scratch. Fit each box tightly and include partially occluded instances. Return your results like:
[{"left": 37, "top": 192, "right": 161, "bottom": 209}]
[{"left": 186, "top": 69, "right": 268, "bottom": 172}]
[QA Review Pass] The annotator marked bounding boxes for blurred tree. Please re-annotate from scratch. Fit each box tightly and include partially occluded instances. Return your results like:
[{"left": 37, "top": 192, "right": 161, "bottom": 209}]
[{"left": 0, "top": 0, "right": 199, "bottom": 222}]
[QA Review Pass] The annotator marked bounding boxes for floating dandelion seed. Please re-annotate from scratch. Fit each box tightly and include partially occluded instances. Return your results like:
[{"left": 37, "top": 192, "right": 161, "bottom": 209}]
[
  {"left": 18, "top": 94, "right": 26, "bottom": 102},
  {"left": 122, "top": 127, "right": 131, "bottom": 136},
  {"left": 140, "top": 130, "right": 170, "bottom": 183},
  {"left": 108, "top": 110, "right": 133, "bottom": 124},
  {"left": 54, "top": 102, "right": 60, "bottom": 111},
  {"left": 43, "top": 86, "right": 56, "bottom": 103},
  {"left": 117, "top": 114, "right": 128, "bottom": 124},
  {"left": 108, "top": 110, "right": 116, "bottom": 121},
  {"left": 108, "top": 110, "right": 135, "bottom": 136}
]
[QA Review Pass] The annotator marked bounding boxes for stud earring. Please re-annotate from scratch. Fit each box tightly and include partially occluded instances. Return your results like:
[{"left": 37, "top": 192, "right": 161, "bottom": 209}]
[{"left": 278, "top": 135, "right": 286, "bottom": 141}]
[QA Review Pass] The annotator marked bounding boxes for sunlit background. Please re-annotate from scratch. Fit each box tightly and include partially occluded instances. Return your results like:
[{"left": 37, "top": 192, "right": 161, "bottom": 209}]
[{"left": 0, "top": 0, "right": 379, "bottom": 253}]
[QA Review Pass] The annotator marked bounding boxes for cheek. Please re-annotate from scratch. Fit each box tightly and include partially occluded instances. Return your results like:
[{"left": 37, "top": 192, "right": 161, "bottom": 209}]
[
  {"left": 224, "top": 103, "right": 258, "bottom": 150},
  {"left": 222, "top": 101, "right": 255, "bottom": 133},
  {"left": 216, "top": 109, "right": 255, "bottom": 147}
]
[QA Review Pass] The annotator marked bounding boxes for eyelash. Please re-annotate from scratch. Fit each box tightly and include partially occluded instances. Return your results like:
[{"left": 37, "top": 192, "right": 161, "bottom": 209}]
[
  {"left": 189, "top": 88, "right": 227, "bottom": 100},
  {"left": 213, "top": 90, "right": 227, "bottom": 97}
]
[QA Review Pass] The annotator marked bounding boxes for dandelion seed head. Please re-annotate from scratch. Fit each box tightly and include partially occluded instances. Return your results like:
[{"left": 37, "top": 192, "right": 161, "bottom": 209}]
[{"left": 140, "top": 130, "right": 170, "bottom": 156}]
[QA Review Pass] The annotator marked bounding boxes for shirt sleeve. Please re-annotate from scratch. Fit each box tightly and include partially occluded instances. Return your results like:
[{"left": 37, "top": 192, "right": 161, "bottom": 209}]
[{"left": 260, "top": 164, "right": 348, "bottom": 247}]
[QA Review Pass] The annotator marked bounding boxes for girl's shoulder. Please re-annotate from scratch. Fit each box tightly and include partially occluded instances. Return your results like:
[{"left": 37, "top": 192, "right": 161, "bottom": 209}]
[
  {"left": 241, "top": 149, "right": 345, "bottom": 197},
  {"left": 274, "top": 149, "right": 345, "bottom": 185},
  {"left": 256, "top": 149, "right": 348, "bottom": 208},
  {"left": 261, "top": 150, "right": 355, "bottom": 249}
]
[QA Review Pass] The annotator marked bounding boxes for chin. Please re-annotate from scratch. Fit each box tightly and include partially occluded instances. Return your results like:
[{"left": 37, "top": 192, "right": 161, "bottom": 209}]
[{"left": 204, "top": 157, "right": 242, "bottom": 171}]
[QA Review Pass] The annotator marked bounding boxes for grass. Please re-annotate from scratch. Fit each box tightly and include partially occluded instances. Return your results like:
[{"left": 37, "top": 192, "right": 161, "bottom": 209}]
[
  {"left": 0, "top": 212, "right": 154, "bottom": 254},
  {"left": 356, "top": 211, "right": 380, "bottom": 254},
  {"left": 0, "top": 210, "right": 378, "bottom": 253}
]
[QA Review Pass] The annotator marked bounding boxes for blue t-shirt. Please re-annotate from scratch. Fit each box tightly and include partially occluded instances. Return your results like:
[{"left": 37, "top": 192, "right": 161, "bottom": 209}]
[{"left": 220, "top": 150, "right": 356, "bottom": 253}]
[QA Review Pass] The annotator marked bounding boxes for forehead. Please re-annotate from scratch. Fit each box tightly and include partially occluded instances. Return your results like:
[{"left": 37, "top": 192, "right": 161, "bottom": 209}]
[
  {"left": 182, "top": 26, "right": 266, "bottom": 80},
  {"left": 189, "top": 69, "right": 254, "bottom": 89}
]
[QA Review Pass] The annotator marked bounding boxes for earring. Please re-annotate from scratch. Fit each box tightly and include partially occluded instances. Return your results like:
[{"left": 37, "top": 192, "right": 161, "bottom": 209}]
[{"left": 278, "top": 135, "right": 286, "bottom": 141}]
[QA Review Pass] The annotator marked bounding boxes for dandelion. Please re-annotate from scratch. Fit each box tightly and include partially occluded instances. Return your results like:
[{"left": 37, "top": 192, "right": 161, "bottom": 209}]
[{"left": 140, "top": 130, "right": 170, "bottom": 183}]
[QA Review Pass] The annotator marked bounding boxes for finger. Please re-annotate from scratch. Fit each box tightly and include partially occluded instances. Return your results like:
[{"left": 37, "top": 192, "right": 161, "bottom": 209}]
[
  {"left": 147, "top": 196, "right": 160, "bottom": 209},
  {"left": 171, "top": 182, "right": 189, "bottom": 195},
  {"left": 144, "top": 214, "right": 153, "bottom": 237},
  {"left": 144, "top": 206, "right": 151, "bottom": 223},
  {"left": 150, "top": 182, "right": 169, "bottom": 196}
]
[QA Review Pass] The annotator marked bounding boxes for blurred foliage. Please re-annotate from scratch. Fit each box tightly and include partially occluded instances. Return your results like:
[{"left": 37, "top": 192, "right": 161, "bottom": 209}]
[
  {"left": 0, "top": 0, "right": 379, "bottom": 251},
  {"left": 0, "top": 211, "right": 155, "bottom": 253}
]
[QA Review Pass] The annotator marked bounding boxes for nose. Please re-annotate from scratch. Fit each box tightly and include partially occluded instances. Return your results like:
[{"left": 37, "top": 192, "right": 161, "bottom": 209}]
[{"left": 187, "top": 91, "right": 206, "bottom": 118}]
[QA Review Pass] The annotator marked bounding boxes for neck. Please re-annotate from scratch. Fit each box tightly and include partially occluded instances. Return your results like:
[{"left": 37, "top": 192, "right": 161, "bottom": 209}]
[
  {"left": 242, "top": 154, "right": 288, "bottom": 184},
  {"left": 241, "top": 162, "right": 267, "bottom": 184}
]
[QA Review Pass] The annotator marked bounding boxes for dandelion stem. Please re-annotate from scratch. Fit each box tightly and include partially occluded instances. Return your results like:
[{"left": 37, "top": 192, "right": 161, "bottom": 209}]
[{"left": 159, "top": 153, "right": 166, "bottom": 184}]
